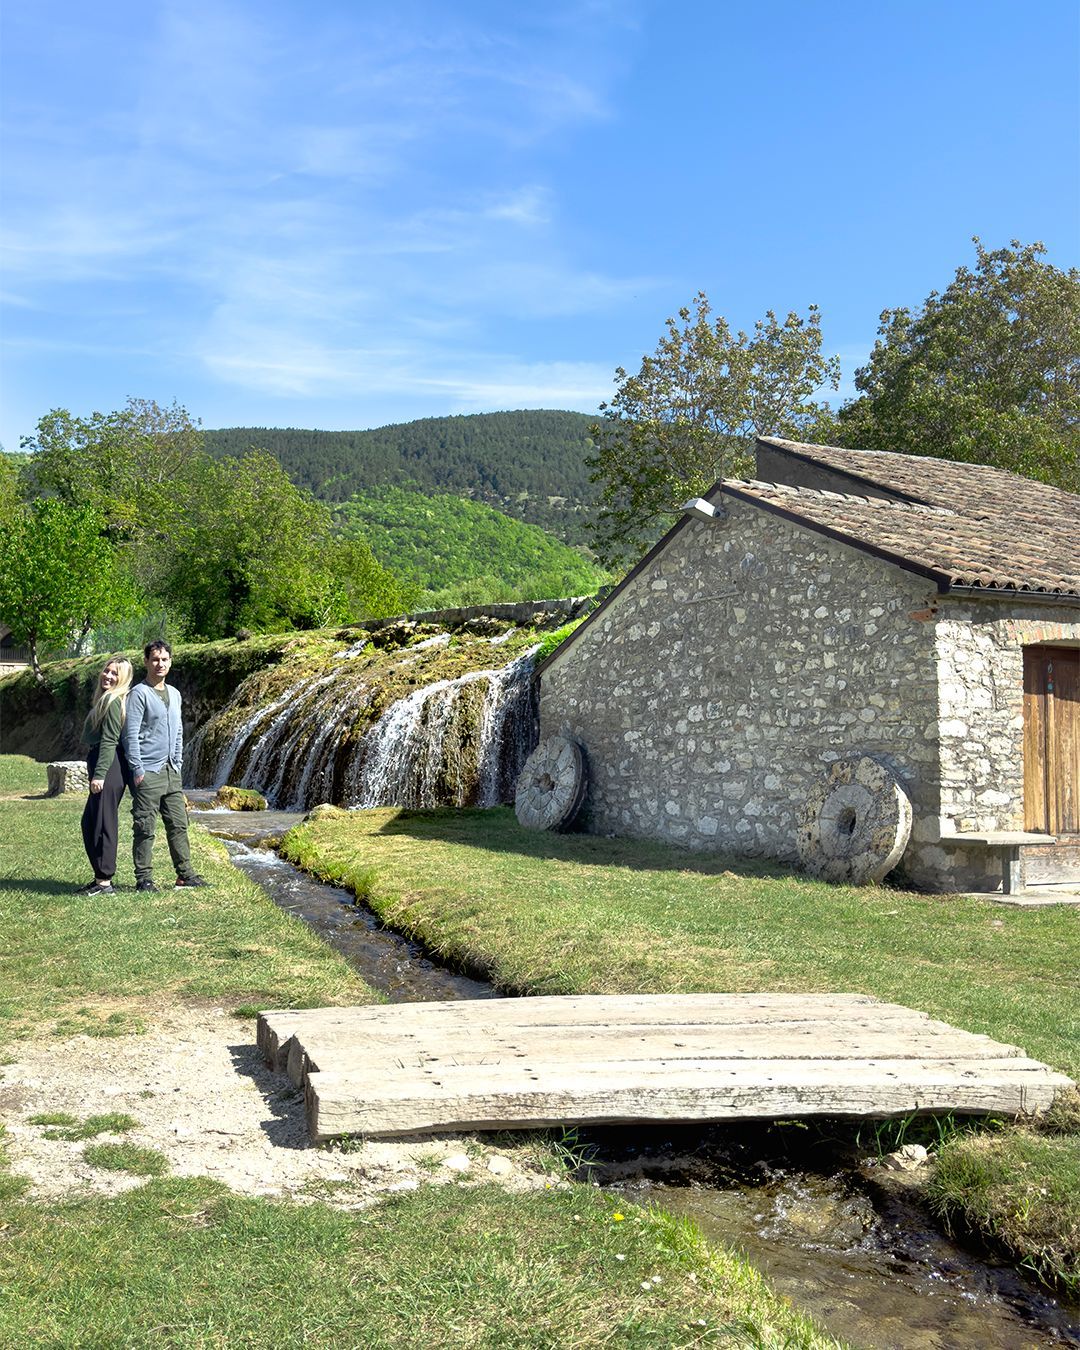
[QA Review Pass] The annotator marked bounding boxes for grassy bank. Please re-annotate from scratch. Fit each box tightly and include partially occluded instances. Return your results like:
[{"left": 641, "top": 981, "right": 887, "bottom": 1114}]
[
  {"left": 279, "top": 805, "right": 1080, "bottom": 1294},
  {"left": 0, "top": 1175, "right": 835, "bottom": 1348},
  {"left": 0, "top": 755, "right": 370, "bottom": 1036},
  {"left": 0, "top": 756, "right": 837, "bottom": 1347}
]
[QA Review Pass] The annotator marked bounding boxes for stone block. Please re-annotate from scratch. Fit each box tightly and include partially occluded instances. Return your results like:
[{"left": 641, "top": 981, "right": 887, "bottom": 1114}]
[{"left": 47, "top": 761, "right": 88, "bottom": 796}]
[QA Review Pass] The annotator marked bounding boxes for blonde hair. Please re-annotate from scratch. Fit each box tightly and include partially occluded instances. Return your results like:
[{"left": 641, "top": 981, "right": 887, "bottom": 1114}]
[{"left": 89, "top": 656, "right": 134, "bottom": 730}]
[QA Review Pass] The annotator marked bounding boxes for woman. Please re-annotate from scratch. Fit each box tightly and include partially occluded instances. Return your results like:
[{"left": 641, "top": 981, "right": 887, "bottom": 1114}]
[{"left": 79, "top": 656, "right": 135, "bottom": 894}]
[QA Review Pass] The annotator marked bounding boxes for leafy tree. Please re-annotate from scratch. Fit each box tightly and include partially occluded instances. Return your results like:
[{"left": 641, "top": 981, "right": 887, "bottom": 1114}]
[
  {"left": 0, "top": 454, "right": 21, "bottom": 515},
  {"left": 588, "top": 294, "right": 840, "bottom": 566},
  {"left": 22, "top": 398, "right": 206, "bottom": 603},
  {"left": 835, "top": 240, "right": 1080, "bottom": 490},
  {"left": 159, "top": 451, "right": 415, "bottom": 639},
  {"left": 19, "top": 404, "right": 417, "bottom": 642},
  {"left": 0, "top": 501, "right": 140, "bottom": 682},
  {"left": 332, "top": 534, "right": 420, "bottom": 622}
]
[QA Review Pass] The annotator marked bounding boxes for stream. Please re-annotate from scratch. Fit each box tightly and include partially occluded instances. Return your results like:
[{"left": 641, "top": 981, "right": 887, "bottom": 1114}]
[{"left": 191, "top": 798, "right": 1080, "bottom": 1349}]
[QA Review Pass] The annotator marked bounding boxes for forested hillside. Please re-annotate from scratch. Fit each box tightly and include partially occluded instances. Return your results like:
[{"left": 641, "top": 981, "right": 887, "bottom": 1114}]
[
  {"left": 203, "top": 410, "right": 596, "bottom": 542},
  {"left": 335, "top": 488, "right": 608, "bottom": 609}
]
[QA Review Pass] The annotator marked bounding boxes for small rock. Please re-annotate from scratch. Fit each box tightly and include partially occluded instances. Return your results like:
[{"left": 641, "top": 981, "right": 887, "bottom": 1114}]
[
  {"left": 443, "top": 1153, "right": 472, "bottom": 1173},
  {"left": 486, "top": 1154, "right": 513, "bottom": 1176},
  {"left": 881, "top": 1143, "right": 929, "bottom": 1171}
]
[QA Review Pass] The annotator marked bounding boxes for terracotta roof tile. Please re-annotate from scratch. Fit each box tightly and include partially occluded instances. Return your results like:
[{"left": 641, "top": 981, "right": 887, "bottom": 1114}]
[{"left": 744, "top": 439, "right": 1080, "bottom": 598}]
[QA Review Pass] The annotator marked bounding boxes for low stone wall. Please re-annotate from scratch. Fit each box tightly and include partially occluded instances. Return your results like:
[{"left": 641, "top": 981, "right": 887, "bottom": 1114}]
[
  {"left": 365, "top": 596, "right": 597, "bottom": 632},
  {"left": 46, "top": 761, "right": 88, "bottom": 796}
]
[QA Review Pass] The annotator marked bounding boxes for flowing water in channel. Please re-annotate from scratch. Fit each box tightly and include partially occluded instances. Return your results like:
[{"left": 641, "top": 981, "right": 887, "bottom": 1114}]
[{"left": 192, "top": 801, "right": 1080, "bottom": 1349}]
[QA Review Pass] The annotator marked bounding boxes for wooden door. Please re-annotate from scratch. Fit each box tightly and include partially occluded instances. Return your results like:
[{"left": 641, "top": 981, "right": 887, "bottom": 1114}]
[{"left": 1024, "top": 646, "right": 1080, "bottom": 835}]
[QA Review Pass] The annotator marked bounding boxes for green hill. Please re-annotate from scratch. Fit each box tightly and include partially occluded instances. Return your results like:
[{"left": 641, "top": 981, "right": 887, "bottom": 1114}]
[
  {"left": 203, "top": 410, "right": 597, "bottom": 543},
  {"left": 336, "top": 487, "right": 608, "bottom": 608}
]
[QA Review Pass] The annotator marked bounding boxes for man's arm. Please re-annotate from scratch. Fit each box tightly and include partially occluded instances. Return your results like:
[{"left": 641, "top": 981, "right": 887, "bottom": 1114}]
[
  {"left": 172, "top": 686, "right": 184, "bottom": 768},
  {"left": 122, "top": 686, "right": 147, "bottom": 784}
]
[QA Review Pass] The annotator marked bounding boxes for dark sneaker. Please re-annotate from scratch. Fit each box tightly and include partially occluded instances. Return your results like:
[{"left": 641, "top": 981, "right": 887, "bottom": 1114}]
[
  {"left": 77, "top": 879, "right": 114, "bottom": 894},
  {"left": 174, "top": 875, "right": 210, "bottom": 889},
  {"left": 136, "top": 879, "right": 159, "bottom": 892}
]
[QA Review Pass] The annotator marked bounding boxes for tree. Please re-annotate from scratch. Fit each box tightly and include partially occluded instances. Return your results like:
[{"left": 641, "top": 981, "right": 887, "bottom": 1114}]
[
  {"left": 0, "top": 454, "right": 21, "bottom": 515},
  {"left": 0, "top": 501, "right": 140, "bottom": 682},
  {"left": 588, "top": 294, "right": 840, "bottom": 566},
  {"left": 21, "top": 398, "right": 206, "bottom": 605},
  {"left": 159, "top": 451, "right": 418, "bottom": 639},
  {"left": 835, "top": 240, "right": 1080, "bottom": 490}
]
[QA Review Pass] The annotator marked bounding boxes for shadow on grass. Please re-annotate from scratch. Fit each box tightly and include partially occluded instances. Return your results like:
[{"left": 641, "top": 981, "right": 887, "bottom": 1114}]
[
  {"left": 0, "top": 878, "right": 93, "bottom": 898},
  {"left": 369, "top": 805, "right": 808, "bottom": 884}
]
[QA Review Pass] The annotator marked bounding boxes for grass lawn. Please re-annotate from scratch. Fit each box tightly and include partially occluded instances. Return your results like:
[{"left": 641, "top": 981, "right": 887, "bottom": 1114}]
[
  {"left": 0, "top": 755, "right": 372, "bottom": 1037},
  {"left": 0, "top": 756, "right": 838, "bottom": 1348},
  {"left": 280, "top": 805, "right": 1080, "bottom": 1294}
]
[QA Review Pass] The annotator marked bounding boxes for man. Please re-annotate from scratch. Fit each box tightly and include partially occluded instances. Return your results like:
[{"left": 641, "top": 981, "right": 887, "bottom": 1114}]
[{"left": 122, "top": 639, "right": 209, "bottom": 891}]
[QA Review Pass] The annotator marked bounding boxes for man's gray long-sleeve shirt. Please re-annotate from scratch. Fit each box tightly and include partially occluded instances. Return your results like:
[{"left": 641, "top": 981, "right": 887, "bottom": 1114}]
[{"left": 122, "top": 682, "right": 184, "bottom": 777}]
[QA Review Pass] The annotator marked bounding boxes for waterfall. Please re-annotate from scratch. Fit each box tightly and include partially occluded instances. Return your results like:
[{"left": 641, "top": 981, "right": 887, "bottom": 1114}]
[
  {"left": 192, "top": 645, "right": 538, "bottom": 812},
  {"left": 346, "top": 650, "right": 538, "bottom": 809}
]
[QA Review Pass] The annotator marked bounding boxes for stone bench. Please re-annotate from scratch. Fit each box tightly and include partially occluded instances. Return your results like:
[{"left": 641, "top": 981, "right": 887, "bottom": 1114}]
[
  {"left": 46, "top": 761, "right": 88, "bottom": 796},
  {"left": 939, "top": 831, "right": 1057, "bottom": 895}
]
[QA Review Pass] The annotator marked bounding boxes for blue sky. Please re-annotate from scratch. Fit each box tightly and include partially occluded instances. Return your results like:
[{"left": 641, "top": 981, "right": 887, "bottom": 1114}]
[{"left": 2, "top": 0, "right": 1077, "bottom": 453}]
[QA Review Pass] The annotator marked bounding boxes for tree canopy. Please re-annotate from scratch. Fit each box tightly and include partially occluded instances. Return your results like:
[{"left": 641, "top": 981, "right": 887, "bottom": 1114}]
[
  {"left": 203, "top": 410, "right": 597, "bottom": 544},
  {"left": 0, "top": 500, "right": 139, "bottom": 681},
  {"left": 17, "top": 400, "right": 417, "bottom": 646},
  {"left": 835, "top": 239, "right": 1079, "bottom": 491},
  {"left": 336, "top": 486, "right": 607, "bottom": 608},
  {"left": 587, "top": 294, "right": 839, "bottom": 566}
]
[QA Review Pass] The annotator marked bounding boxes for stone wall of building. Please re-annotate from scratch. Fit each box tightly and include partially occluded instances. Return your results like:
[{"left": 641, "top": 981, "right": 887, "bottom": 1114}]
[
  {"left": 540, "top": 499, "right": 950, "bottom": 880},
  {"left": 910, "top": 602, "right": 1080, "bottom": 890}
]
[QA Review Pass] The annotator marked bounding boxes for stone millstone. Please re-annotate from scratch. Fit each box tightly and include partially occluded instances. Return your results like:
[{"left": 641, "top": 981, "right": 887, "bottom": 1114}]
[
  {"left": 796, "top": 756, "right": 912, "bottom": 885},
  {"left": 515, "top": 735, "right": 587, "bottom": 831},
  {"left": 46, "top": 761, "right": 89, "bottom": 796}
]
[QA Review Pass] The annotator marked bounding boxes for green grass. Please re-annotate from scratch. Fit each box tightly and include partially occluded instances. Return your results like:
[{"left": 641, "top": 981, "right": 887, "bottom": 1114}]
[
  {"left": 279, "top": 807, "right": 1080, "bottom": 1079},
  {"left": 83, "top": 1142, "right": 170, "bottom": 1177},
  {"left": 28, "top": 1111, "right": 138, "bottom": 1141},
  {"left": 0, "top": 755, "right": 373, "bottom": 1036},
  {"left": 0, "top": 753, "right": 839, "bottom": 1348},
  {"left": 929, "top": 1091, "right": 1080, "bottom": 1294},
  {"left": 0, "top": 1177, "right": 837, "bottom": 1348},
  {"left": 279, "top": 805, "right": 1080, "bottom": 1293}
]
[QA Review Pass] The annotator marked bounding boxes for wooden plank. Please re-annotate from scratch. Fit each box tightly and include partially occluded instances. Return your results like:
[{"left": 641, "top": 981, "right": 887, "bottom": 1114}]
[
  {"left": 258, "top": 992, "right": 890, "bottom": 1053},
  {"left": 258, "top": 995, "right": 1076, "bottom": 1140},
  {"left": 1024, "top": 648, "right": 1049, "bottom": 833},
  {"left": 284, "top": 1019, "right": 1025, "bottom": 1081},
  {"left": 1050, "top": 650, "right": 1079, "bottom": 834},
  {"left": 307, "top": 1057, "right": 1074, "bottom": 1140}
]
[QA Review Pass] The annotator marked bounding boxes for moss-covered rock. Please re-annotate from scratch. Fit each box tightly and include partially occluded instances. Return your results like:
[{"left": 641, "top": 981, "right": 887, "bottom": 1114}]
[{"left": 214, "top": 785, "right": 268, "bottom": 811}]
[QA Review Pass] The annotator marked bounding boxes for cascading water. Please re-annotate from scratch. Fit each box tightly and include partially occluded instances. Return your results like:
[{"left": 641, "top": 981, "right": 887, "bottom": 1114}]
[
  {"left": 346, "top": 650, "right": 537, "bottom": 809},
  {"left": 190, "top": 639, "right": 539, "bottom": 813}
]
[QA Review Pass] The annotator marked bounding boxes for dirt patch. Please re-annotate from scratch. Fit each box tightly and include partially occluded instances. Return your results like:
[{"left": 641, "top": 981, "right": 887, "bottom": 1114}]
[{"left": 1, "top": 1008, "right": 556, "bottom": 1207}]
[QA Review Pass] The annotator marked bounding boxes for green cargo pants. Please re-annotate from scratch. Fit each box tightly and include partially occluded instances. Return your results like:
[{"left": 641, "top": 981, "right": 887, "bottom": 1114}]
[{"left": 131, "top": 765, "right": 194, "bottom": 884}]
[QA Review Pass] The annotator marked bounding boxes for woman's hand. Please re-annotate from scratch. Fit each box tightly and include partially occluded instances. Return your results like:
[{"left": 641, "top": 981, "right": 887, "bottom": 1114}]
[{"left": 90, "top": 779, "right": 104, "bottom": 794}]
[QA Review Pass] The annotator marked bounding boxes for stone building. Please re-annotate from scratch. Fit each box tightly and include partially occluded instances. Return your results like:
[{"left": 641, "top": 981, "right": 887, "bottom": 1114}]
[{"left": 536, "top": 437, "right": 1080, "bottom": 894}]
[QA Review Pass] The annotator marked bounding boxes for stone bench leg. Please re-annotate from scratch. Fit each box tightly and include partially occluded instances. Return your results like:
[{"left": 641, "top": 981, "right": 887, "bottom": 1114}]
[{"left": 1001, "top": 847, "right": 1025, "bottom": 896}]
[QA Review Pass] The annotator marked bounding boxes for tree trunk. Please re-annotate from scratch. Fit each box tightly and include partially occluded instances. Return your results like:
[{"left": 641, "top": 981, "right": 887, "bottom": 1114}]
[{"left": 29, "top": 638, "right": 45, "bottom": 685}]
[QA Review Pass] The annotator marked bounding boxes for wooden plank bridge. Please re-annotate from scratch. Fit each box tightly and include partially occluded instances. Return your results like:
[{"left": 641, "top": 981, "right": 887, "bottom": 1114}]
[{"left": 256, "top": 993, "right": 1073, "bottom": 1143}]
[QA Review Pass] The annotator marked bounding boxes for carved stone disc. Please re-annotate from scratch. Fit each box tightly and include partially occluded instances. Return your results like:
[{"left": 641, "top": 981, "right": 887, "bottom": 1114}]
[
  {"left": 795, "top": 756, "right": 913, "bottom": 885},
  {"left": 515, "top": 735, "right": 587, "bottom": 831}
]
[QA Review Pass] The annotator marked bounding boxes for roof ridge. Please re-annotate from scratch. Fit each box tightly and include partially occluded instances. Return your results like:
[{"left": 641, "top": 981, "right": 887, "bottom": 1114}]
[{"left": 727, "top": 479, "right": 958, "bottom": 517}]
